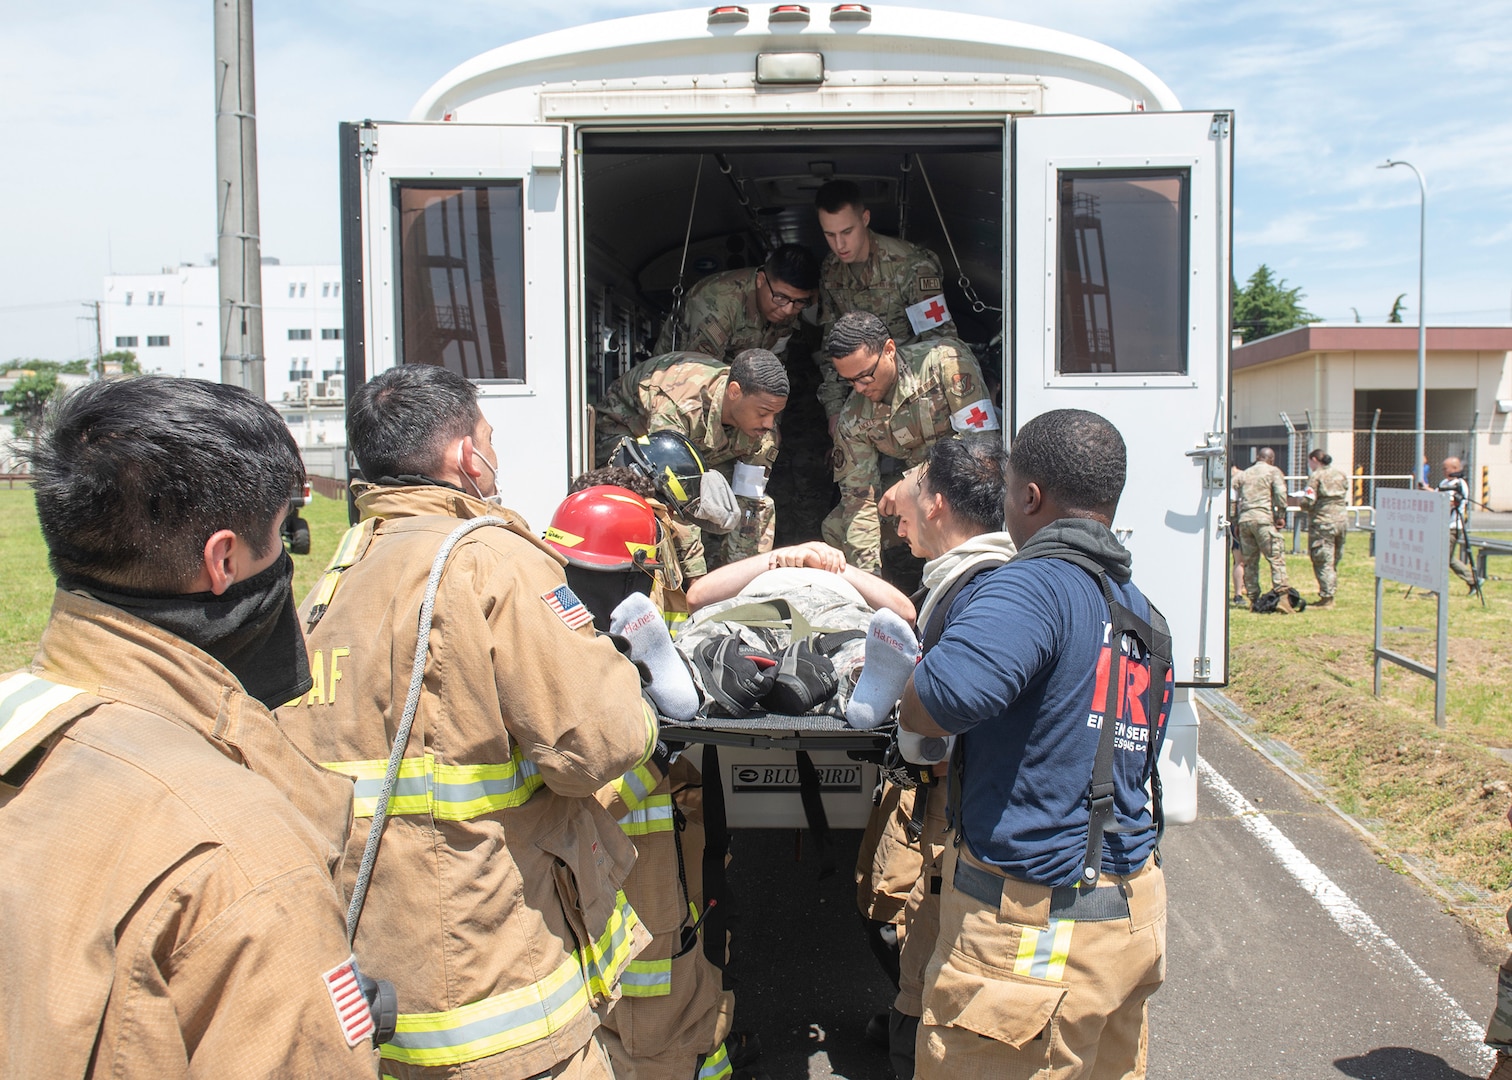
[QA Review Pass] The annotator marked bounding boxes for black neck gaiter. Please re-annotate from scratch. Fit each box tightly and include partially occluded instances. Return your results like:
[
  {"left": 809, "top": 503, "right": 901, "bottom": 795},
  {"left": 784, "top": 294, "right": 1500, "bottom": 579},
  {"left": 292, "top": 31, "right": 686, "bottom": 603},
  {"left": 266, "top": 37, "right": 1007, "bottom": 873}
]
[{"left": 61, "top": 551, "right": 314, "bottom": 709}]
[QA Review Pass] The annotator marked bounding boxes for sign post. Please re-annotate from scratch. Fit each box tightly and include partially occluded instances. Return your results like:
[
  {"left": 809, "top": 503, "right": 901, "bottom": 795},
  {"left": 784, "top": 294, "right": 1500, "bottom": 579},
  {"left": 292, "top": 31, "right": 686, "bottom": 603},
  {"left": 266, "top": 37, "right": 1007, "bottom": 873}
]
[{"left": 1373, "top": 489, "right": 1450, "bottom": 727}]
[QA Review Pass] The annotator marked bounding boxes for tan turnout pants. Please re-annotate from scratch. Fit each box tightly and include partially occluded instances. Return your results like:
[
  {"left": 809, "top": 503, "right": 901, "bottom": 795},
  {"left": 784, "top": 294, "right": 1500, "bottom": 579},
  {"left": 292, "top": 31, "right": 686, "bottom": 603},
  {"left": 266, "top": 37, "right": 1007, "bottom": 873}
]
[{"left": 917, "top": 846, "right": 1166, "bottom": 1080}]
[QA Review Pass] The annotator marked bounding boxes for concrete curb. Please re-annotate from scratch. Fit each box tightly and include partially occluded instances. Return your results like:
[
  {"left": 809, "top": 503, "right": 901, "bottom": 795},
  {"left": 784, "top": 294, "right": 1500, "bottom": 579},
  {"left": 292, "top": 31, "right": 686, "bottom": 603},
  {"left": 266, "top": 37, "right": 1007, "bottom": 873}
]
[{"left": 1194, "top": 687, "right": 1501, "bottom": 914}]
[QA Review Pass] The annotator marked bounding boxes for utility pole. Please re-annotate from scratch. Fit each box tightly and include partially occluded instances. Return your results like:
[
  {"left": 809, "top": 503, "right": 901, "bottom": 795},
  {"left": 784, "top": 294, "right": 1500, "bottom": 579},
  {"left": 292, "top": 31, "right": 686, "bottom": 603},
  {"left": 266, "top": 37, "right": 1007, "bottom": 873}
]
[
  {"left": 1379, "top": 159, "right": 1427, "bottom": 484},
  {"left": 214, "top": 0, "right": 265, "bottom": 396},
  {"left": 80, "top": 301, "right": 104, "bottom": 378}
]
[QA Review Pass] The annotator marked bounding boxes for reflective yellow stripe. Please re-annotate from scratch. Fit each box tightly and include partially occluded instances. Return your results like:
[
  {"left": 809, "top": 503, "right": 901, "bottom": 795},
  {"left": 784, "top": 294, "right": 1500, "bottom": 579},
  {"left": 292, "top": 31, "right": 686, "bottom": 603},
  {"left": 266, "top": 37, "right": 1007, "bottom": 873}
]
[
  {"left": 698, "top": 1041, "right": 734, "bottom": 1080},
  {"left": 663, "top": 609, "right": 690, "bottom": 635},
  {"left": 581, "top": 890, "right": 641, "bottom": 999},
  {"left": 619, "top": 956, "right": 673, "bottom": 998},
  {"left": 0, "top": 673, "right": 85, "bottom": 758},
  {"left": 616, "top": 793, "right": 674, "bottom": 837},
  {"left": 608, "top": 763, "right": 658, "bottom": 813},
  {"left": 638, "top": 700, "right": 659, "bottom": 766},
  {"left": 383, "top": 949, "right": 591, "bottom": 1067},
  {"left": 1012, "top": 919, "right": 1075, "bottom": 982},
  {"left": 325, "top": 748, "right": 544, "bottom": 820},
  {"left": 308, "top": 522, "right": 375, "bottom": 618}
]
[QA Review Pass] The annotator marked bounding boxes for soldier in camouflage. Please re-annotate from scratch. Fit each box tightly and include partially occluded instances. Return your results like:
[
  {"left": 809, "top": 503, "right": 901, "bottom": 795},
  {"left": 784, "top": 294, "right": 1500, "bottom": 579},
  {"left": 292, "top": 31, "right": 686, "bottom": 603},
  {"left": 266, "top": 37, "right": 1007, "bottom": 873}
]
[
  {"left": 821, "top": 312, "right": 1000, "bottom": 573},
  {"left": 655, "top": 244, "right": 820, "bottom": 361},
  {"left": 1237, "top": 447, "right": 1291, "bottom": 607},
  {"left": 813, "top": 180, "right": 953, "bottom": 421},
  {"left": 595, "top": 349, "right": 787, "bottom": 566},
  {"left": 1301, "top": 448, "right": 1349, "bottom": 608}
]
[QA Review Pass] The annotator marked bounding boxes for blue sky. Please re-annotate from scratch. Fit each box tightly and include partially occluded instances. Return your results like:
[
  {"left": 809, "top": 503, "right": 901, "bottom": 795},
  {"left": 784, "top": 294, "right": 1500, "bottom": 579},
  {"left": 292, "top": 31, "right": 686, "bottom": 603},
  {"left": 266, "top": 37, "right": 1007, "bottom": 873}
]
[{"left": 3, "top": 0, "right": 1509, "bottom": 360}]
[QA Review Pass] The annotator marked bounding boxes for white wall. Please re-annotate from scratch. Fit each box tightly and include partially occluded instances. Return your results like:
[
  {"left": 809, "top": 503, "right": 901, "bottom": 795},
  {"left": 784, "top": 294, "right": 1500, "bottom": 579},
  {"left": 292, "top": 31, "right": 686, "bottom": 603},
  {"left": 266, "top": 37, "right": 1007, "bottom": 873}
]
[{"left": 100, "top": 263, "right": 344, "bottom": 404}]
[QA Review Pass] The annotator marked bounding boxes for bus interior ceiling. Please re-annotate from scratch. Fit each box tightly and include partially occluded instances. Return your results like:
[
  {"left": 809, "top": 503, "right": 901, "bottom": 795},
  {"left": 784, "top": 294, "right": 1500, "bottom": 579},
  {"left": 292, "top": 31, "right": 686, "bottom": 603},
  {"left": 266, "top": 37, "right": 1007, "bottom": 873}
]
[{"left": 579, "top": 129, "right": 1005, "bottom": 552}]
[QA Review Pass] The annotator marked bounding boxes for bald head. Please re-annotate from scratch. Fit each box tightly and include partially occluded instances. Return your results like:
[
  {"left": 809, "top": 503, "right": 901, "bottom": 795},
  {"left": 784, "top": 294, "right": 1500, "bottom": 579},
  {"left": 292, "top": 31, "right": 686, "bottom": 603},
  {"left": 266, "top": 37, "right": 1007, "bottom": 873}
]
[
  {"left": 1257, "top": 447, "right": 1276, "bottom": 465},
  {"left": 1444, "top": 457, "right": 1463, "bottom": 475}
]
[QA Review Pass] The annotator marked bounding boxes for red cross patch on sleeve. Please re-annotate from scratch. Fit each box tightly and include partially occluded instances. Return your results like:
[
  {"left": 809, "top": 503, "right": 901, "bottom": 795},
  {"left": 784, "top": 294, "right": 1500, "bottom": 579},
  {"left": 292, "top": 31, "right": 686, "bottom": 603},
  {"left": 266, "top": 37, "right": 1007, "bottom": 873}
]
[
  {"left": 950, "top": 399, "right": 1000, "bottom": 433},
  {"left": 322, "top": 955, "right": 376, "bottom": 1048}
]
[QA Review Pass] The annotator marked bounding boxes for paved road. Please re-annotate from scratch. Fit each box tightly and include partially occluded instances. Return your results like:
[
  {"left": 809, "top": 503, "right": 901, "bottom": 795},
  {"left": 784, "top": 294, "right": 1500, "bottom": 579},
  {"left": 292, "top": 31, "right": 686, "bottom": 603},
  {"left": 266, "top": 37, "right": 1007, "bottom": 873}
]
[{"left": 719, "top": 716, "right": 1503, "bottom": 1077}]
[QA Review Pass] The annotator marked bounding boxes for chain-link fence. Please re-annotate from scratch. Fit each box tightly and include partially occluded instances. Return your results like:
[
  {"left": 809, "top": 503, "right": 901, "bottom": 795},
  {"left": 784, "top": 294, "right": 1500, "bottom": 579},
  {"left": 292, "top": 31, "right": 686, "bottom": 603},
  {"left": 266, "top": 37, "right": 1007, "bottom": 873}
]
[{"left": 1233, "top": 427, "right": 1483, "bottom": 507}]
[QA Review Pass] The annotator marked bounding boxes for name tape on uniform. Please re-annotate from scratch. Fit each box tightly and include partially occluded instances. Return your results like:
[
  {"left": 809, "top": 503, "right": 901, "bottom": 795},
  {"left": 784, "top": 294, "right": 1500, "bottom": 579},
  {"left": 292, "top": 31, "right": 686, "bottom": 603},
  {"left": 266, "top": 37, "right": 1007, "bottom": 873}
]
[{"left": 905, "top": 293, "right": 952, "bottom": 335}]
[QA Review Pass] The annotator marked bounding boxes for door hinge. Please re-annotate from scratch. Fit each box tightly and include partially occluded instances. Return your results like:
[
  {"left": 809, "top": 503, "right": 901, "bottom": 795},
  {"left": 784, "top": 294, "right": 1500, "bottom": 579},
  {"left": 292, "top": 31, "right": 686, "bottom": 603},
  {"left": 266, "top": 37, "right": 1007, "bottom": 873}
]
[
  {"left": 1209, "top": 112, "right": 1231, "bottom": 141},
  {"left": 1194, "top": 656, "right": 1212, "bottom": 681},
  {"left": 358, "top": 125, "right": 379, "bottom": 164}
]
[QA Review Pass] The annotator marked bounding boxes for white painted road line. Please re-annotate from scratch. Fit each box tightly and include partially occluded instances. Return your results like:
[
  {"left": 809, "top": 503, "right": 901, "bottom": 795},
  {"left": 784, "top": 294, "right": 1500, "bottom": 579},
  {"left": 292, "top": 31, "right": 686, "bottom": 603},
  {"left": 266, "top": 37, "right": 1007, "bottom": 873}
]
[{"left": 1197, "top": 756, "right": 1494, "bottom": 1061}]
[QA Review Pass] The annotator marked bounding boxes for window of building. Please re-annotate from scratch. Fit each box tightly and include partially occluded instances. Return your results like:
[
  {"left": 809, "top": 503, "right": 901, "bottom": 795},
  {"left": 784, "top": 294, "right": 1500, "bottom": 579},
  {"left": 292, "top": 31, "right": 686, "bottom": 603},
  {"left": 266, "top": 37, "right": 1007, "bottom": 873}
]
[
  {"left": 289, "top": 283, "right": 297, "bottom": 298},
  {"left": 124, "top": 292, "right": 133, "bottom": 306},
  {"left": 321, "top": 283, "right": 330, "bottom": 298},
  {"left": 321, "top": 327, "right": 342, "bottom": 340},
  {"left": 298, "top": 282, "right": 307, "bottom": 298},
  {"left": 397, "top": 182, "right": 526, "bottom": 381},
  {"left": 289, "top": 328, "right": 312, "bottom": 341},
  {"left": 1056, "top": 168, "right": 1190, "bottom": 376},
  {"left": 147, "top": 335, "right": 170, "bottom": 347},
  {"left": 115, "top": 336, "right": 138, "bottom": 348},
  {"left": 333, "top": 282, "right": 340, "bottom": 298},
  {"left": 322, "top": 369, "right": 342, "bottom": 381}
]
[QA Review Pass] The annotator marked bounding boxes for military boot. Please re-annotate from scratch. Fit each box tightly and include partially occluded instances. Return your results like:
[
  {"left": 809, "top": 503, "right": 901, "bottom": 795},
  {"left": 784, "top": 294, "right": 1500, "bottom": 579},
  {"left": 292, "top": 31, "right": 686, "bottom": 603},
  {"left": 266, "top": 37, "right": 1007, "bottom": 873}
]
[{"left": 1313, "top": 596, "right": 1334, "bottom": 609}]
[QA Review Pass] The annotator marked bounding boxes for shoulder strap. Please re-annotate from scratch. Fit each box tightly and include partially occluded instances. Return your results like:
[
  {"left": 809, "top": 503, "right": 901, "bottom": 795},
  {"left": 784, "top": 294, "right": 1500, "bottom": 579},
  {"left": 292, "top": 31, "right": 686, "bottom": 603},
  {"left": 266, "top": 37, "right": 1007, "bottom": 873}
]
[
  {"left": 0, "top": 673, "right": 98, "bottom": 779},
  {"left": 306, "top": 518, "right": 379, "bottom": 632},
  {"left": 921, "top": 559, "right": 1005, "bottom": 654}
]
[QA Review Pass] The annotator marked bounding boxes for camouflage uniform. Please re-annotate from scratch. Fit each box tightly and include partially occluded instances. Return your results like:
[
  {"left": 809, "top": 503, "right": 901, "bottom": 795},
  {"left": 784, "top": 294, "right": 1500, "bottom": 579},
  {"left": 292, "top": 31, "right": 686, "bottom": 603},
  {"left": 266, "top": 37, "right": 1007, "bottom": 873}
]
[
  {"left": 1237, "top": 460, "right": 1290, "bottom": 601},
  {"left": 815, "top": 231, "right": 950, "bottom": 417},
  {"left": 596, "top": 353, "right": 777, "bottom": 563},
  {"left": 1302, "top": 464, "right": 1349, "bottom": 600},
  {"left": 654, "top": 267, "right": 798, "bottom": 361},
  {"left": 822, "top": 338, "right": 997, "bottom": 572}
]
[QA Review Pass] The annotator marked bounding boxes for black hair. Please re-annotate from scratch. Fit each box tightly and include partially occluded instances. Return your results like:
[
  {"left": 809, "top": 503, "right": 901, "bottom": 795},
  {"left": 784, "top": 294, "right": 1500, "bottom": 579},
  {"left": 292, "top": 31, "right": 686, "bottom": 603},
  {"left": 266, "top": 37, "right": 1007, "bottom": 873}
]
[
  {"left": 729, "top": 349, "right": 790, "bottom": 399},
  {"left": 571, "top": 465, "right": 657, "bottom": 500},
  {"left": 28, "top": 376, "right": 303, "bottom": 591},
  {"left": 815, "top": 179, "right": 866, "bottom": 216},
  {"left": 826, "top": 311, "right": 891, "bottom": 359},
  {"left": 1008, "top": 408, "right": 1127, "bottom": 514},
  {"left": 923, "top": 434, "right": 1008, "bottom": 533},
  {"left": 1309, "top": 449, "right": 1333, "bottom": 466},
  {"left": 348, "top": 365, "right": 480, "bottom": 480},
  {"left": 763, "top": 244, "right": 820, "bottom": 292}
]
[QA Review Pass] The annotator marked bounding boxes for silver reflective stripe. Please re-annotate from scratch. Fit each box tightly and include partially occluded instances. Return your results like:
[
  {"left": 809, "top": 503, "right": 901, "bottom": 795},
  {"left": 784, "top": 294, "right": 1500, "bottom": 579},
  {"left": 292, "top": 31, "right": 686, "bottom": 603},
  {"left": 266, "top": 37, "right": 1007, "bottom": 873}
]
[
  {"left": 388, "top": 967, "right": 587, "bottom": 1053},
  {"left": 353, "top": 774, "right": 428, "bottom": 803},
  {"left": 0, "top": 674, "right": 85, "bottom": 758}
]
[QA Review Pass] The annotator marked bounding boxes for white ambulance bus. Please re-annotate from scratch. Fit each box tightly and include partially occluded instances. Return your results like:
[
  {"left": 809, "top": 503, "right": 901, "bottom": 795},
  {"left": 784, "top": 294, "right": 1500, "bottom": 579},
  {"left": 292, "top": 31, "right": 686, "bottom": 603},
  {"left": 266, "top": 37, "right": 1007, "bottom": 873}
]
[{"left": 336, "top": 3, "right": 1229, "bottom": 829}]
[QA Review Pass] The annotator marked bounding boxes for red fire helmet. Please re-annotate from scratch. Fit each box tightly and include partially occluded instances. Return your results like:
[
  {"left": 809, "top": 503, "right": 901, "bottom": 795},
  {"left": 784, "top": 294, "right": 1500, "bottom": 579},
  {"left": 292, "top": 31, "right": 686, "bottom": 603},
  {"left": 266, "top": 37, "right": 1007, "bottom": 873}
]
[{"left": 543, "top": 485, "right": 664, "bottom": 572}]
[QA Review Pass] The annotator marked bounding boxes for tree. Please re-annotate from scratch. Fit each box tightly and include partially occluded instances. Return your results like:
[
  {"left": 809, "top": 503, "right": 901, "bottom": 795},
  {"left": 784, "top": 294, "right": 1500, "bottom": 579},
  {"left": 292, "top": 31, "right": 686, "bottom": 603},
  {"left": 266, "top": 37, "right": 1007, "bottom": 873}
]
[
  {"left": 1231, "top": 264, "right": 1319, "bottom": 342},
  {"left": 1388, "top": 294, "right": 1407, "bottom": 323},
  {"left": 97, "top": 349, "right": 141, "bottom": 375},
  {"left": 3, "top": 370, "right": 62, "bottom": 447}
]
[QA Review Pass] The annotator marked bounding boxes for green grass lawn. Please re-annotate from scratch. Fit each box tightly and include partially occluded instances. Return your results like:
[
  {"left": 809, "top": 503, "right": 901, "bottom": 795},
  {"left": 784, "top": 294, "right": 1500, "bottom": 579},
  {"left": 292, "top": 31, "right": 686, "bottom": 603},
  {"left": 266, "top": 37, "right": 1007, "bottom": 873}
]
[{"left": 0, "top": 489, "right": 354, "bottom": 672}]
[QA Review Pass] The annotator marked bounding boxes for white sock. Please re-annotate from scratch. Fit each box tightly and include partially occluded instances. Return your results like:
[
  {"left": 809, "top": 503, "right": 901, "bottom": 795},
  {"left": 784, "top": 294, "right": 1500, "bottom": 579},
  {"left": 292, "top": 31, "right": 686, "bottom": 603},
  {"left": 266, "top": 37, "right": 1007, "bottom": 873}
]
[
  {"left": 845, "top": 609, "right": 920, "bottom": 730},
  {"left": 611, "top": 593, "right": 699, "bottom": 721}
]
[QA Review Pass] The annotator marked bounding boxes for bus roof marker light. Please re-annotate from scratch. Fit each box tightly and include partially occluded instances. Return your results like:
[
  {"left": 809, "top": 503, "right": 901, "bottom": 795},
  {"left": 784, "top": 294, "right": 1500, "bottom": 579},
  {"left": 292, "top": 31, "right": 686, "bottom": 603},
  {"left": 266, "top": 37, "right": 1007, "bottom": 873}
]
[
  {"left": 829, "top": 3, "right": 871, "bottom": 23},
  {"left": 770, "top": 4, "right": 811, "bottom": 23},
  {"left": 708, "top": 5, "right": 750, "bottom": 25}
]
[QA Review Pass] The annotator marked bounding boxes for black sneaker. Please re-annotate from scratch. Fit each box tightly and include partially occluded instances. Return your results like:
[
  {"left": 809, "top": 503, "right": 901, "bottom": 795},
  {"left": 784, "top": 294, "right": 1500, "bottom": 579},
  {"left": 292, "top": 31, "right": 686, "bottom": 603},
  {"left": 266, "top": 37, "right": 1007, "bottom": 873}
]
[{"left": 864, "top": 1011, "right": 890, "bottom": 1049}]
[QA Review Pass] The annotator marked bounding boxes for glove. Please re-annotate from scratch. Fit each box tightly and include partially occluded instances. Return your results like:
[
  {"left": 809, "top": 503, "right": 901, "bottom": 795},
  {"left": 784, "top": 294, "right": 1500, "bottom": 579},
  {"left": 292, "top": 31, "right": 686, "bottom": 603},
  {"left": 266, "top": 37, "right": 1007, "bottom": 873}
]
[{"left": 684, "top": 469, "right": 740, "bottom": 535}]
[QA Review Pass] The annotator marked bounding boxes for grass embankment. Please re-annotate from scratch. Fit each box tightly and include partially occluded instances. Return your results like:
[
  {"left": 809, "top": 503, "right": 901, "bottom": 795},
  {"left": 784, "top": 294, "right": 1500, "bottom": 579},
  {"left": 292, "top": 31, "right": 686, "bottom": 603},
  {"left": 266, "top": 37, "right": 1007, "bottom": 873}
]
[
  {"left": 1229, "top": 546, "right": 1512, "bottom": 939},
  {"left": 0, "top": 489, "right": 353, "bottom": 672}
]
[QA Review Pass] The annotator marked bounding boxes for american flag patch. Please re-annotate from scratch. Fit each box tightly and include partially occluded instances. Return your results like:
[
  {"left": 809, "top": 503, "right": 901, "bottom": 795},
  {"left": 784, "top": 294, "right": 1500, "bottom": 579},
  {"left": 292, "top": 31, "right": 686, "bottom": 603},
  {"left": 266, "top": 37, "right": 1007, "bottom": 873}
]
[
  {"left": 322, "top": 955, "right": 375, "bottom": 1048},
  {"left": 542, "top": 584, "right": 594, "bottom": 630}
]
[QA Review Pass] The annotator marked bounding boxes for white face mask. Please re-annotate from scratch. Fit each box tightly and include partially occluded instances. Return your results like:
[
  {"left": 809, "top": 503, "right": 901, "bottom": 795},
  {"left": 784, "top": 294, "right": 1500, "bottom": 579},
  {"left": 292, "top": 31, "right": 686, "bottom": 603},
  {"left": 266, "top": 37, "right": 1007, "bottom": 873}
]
[{"left": 463, "top": 442, "right": 505, "bottom": 507}]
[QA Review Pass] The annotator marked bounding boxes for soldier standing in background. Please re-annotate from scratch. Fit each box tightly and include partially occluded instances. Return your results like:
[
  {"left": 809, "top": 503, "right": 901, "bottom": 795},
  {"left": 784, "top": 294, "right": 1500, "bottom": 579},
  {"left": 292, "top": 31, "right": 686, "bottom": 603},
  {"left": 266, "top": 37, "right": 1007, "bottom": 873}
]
[
  {"left": 656, "top": 244, "right": 819, "bottom": 362},
  {"left": 1440, "top": 456, "right": 1480, "bottom": 592},
  {"left": 1237, "top": 447, "right": 1291, "bottom": 609},
  {"left": 813, "top": 180, "right": 952, "bottom": 425},
  {"left": 1301, "top": 448, "right": 1349, "bottom": 608}
]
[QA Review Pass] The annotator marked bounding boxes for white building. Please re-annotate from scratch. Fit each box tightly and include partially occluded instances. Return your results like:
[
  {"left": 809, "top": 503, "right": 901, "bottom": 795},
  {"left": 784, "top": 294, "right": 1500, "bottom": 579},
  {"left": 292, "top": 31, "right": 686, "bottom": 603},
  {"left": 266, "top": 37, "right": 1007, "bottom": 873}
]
[{"left": 100, "top": 262, "right": 346, "bottom": 407}]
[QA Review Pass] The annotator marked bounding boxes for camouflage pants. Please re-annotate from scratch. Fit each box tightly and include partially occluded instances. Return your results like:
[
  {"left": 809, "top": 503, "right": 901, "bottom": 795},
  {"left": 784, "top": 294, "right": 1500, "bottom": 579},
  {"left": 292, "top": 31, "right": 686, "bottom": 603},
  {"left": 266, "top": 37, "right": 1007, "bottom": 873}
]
[
  {"left": 1308, "top": 520, "right": 1346, "bottom": 599},
  {"left": 1486, "top": 908, "right": 1512, "bottom": 1051},
  {"left": 1449, "top": 531, "right": 1478, "bottom": 588},
  {"left": 1238, "top": 519, "right": 1288, "bottom": 599}
]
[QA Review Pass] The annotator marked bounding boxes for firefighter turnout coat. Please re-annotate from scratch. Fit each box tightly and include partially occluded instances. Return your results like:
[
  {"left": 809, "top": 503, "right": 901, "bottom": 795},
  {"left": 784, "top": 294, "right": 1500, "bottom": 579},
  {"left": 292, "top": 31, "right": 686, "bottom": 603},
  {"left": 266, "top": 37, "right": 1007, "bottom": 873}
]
[
  {"left": 279, "top": 483, "right": 659, "bottom": 1079},
  {"left": 0, "top": 591, "right": 377, "bottom": 1079}
]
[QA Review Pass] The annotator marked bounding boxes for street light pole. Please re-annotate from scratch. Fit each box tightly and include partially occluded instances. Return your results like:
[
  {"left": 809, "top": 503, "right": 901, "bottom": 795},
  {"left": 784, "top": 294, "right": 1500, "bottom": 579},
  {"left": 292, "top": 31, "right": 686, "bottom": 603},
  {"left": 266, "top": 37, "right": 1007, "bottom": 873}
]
[{"left": 1380, "top": 159, "right": 1426, "bottom": 485}]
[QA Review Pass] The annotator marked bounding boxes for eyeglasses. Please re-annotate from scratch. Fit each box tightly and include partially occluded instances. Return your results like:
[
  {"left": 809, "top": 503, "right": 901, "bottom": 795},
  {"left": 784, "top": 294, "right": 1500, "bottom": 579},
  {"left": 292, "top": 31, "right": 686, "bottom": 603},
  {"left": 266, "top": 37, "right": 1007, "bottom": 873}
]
[
  {"left": 761, "top": 273, "right": 809, "bottom": 313},
  {"left": 837, "top": 351, "right": 883, "bottom": 387}
]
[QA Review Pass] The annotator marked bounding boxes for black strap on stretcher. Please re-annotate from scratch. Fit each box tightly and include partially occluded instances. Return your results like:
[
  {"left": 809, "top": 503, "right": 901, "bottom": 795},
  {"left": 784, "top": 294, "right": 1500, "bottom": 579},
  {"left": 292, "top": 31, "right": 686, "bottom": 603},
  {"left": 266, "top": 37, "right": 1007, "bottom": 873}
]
[
  {"left": 944, "top": 554, "right": 1172, "bottom": 889},
  {"left": 700, "top": 743, "right": 730, "bottom": 974}
]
